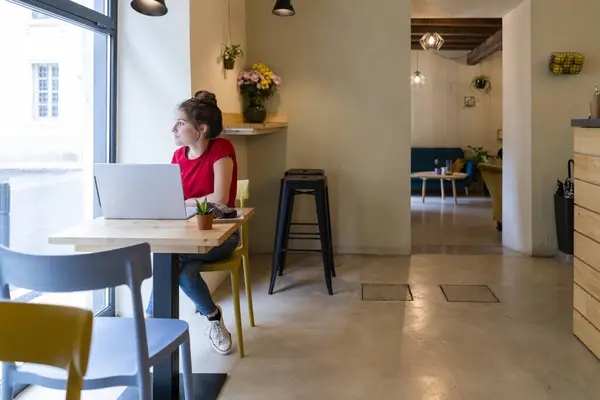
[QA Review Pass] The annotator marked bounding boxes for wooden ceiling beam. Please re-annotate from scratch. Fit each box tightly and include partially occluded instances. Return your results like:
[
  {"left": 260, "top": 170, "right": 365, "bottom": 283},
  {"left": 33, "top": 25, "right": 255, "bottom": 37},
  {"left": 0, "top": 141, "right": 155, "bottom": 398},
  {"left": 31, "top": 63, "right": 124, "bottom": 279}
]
[
  {"left": 411, "top": 44, "right": 478, "bottom": 51},
  {"left": 411, "top": 27, "right": 497, "bottom": 37},
  {"left": 411, "top": 18, "right": 502, "bottom": 28},
  {"left": 466, "top": 29, "right": 503, "bottom": 65}
]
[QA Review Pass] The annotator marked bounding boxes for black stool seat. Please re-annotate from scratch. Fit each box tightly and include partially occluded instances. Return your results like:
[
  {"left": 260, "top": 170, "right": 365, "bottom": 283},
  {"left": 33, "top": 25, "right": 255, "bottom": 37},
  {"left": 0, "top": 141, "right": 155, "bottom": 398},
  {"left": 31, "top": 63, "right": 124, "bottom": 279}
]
[
  {"left": 285, "top": 168, "right": 325, "bottom": 176},
  {"left": 270, "top": 173, "right": 335, "bottom": 295}
]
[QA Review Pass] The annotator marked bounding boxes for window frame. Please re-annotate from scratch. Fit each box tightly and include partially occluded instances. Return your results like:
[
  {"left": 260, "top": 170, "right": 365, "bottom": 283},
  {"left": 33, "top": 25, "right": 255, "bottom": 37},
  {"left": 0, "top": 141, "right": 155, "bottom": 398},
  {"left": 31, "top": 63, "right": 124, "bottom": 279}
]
[{"left": 7, "top": 0, "right": 118, "bottom": 317}]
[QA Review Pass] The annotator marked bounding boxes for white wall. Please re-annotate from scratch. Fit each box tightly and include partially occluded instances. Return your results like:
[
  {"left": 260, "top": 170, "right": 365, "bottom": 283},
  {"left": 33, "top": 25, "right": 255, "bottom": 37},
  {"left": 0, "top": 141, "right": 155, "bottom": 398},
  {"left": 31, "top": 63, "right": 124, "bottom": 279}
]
[
  {"left": 503, "top": 0, "right": 600, "bottom": 255},
  {"left": 246, "top": 0, "right": 412, "bottom": 254},
  {"left": 117, "top": 1, "right": 191, "bottom": 165},
  {"left": 503, "top": 0, "right": 532, "bottom": 254},
  {"left": 116, "top": 0, "right": 192, "bottom": 316},
  {"left": 411, "top": 50, "right": 502, "bottom": 153}
]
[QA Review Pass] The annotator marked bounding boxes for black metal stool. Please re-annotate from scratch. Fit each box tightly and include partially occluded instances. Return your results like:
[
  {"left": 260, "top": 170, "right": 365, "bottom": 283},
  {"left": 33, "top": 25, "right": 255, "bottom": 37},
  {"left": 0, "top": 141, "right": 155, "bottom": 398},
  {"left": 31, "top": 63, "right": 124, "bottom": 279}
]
[{"left": 269, "top": 174, "right": 335, "bottom": 295}]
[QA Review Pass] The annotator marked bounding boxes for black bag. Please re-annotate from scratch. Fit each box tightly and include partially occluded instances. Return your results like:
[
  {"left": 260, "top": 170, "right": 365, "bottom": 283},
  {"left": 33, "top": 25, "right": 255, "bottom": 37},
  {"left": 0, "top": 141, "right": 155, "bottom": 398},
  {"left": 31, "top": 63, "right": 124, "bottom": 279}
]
[
  {"left": 208, "top": 202, "right": 238, "bottom": 219},
  {"left": 554, "top": 159, "right": 574, "bottom": 255}
]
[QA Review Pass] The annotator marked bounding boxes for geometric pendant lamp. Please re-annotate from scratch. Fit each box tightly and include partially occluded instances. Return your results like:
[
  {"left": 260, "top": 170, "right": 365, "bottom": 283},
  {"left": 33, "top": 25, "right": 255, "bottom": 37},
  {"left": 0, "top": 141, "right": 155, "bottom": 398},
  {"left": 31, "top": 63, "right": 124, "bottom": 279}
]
[
  {"left": 131, "top": 0, "right": 168, "bottom": 16},
  {"left": 419, "top": 32, "right": 444, "bottom": 51}
]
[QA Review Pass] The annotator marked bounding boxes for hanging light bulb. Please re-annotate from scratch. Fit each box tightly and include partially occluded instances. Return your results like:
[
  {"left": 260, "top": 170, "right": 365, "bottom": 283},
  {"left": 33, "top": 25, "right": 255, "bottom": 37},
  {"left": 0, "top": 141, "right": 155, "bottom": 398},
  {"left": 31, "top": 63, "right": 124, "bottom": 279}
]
[
  {"left": 131, "top": 0, "right": 168, "bottom": 16},
  {"left": 411, "top": 71, "right": 426, "bottom": 87},
  {"left": 410, "top": 51, "right": 426, "bottom": 88},
  {"left": 419, "top": 32, "right": 444, "bottom": 51},
  {"left": 272, "top": 0, "right": 295, "bottom": 16}
]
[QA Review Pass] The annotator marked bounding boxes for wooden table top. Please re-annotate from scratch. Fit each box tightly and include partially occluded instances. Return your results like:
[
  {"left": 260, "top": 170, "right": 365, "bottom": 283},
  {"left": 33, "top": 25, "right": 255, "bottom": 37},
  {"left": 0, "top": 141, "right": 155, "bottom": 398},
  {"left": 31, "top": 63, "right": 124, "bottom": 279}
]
[
  {"left": 48, "top": 208, "right": 254, "bottom": 254},
  {"left": 411, "top": 172, "right": 468, "bottom": 180}
]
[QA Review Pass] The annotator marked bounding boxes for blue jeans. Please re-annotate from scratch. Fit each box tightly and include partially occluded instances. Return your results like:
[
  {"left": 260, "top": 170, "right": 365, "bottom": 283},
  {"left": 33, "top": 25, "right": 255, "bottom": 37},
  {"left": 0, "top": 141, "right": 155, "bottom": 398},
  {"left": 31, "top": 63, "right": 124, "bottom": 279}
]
[{"left": 146, "top": 230, "right": 240, "bottom": 316}]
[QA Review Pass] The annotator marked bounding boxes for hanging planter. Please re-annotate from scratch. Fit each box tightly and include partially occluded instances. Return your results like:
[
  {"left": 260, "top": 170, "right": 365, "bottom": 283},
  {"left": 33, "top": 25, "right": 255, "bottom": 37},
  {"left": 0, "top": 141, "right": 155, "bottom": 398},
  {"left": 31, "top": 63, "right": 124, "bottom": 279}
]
[
  {"left": 222, "top": 44, "right": 243, "bottom": 70},
  {"left": 471, "top": 75, "right": 492, "bottom": 93}
]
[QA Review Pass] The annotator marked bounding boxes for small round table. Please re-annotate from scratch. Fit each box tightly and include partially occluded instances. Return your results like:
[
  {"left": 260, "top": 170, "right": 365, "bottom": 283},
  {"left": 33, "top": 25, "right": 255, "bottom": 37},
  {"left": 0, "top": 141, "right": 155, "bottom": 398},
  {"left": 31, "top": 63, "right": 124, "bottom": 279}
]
[{"left": 411, "top": 171, "right": 468, "bottom": 204}]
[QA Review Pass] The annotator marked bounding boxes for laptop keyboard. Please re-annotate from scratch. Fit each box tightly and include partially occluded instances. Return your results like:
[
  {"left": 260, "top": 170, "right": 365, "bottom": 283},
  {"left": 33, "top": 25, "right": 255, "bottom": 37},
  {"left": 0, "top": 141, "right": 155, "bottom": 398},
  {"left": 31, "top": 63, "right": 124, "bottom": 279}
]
[{"left": 186, "top": 207, "right": 197, "bottom": 218}]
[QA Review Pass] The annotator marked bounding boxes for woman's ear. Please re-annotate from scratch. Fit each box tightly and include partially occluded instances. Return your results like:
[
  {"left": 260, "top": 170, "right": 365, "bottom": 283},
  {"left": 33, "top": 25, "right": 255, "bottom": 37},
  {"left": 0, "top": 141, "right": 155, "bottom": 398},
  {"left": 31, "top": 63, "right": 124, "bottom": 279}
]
[{"left": 197, "top": 123, "right": 209, "bottom": 139}]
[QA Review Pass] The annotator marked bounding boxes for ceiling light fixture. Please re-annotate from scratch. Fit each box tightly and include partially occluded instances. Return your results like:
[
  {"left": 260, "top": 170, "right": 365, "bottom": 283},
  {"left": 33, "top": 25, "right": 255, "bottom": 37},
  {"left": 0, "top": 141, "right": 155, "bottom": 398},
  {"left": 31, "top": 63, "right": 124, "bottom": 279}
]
[
  {"left": 419, "top": 32, "right": 444, "bottom": 51},
  {"left": 410, "top": 52, "right": 426, "bottom": 88},
  {"left": 272, "top": 0, "right": 295, "bottom": 16},
  {"left": 131, "top": 0, "right": 168, "bottom": 16}
]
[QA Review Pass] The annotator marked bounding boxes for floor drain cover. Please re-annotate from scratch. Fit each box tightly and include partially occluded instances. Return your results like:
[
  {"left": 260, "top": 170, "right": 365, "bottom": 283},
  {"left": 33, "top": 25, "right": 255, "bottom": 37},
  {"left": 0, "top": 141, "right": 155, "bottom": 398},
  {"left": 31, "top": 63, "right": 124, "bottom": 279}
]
[
  {"left": 440, "top": 284, "right": 499, "bottom": 303},
  {"left": 361, "top": 284, "right": 413, "bottom": 301}
]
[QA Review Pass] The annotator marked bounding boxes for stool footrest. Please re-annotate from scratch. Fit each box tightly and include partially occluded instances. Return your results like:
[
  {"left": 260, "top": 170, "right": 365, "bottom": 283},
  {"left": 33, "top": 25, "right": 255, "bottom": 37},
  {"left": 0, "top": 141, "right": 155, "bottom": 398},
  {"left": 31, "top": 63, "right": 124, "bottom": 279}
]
[
  {"left": 290, "top": 222, "right": 317, "bottom": 226},
  {"left": 284, "top": 248, "right": 323, "bottom": 253}
]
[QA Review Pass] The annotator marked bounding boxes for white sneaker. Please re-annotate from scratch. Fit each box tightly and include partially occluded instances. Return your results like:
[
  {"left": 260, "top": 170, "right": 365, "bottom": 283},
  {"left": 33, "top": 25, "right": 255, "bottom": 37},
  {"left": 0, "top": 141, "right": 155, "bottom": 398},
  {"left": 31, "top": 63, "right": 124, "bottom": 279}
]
[{"left": 205, "top": 306, "right": 232, "bottom": 355}]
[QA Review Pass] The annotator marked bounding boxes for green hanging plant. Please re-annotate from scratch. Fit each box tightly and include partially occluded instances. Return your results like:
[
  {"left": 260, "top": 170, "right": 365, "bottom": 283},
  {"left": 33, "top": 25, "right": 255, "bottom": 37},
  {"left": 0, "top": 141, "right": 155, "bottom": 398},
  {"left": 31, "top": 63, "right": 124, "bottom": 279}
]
[
  {"left": 222, "top": 44, "right": 244, "bottom": 70},
  {"left": 471, "top": 75, "right": 492, "bottom": 93}
]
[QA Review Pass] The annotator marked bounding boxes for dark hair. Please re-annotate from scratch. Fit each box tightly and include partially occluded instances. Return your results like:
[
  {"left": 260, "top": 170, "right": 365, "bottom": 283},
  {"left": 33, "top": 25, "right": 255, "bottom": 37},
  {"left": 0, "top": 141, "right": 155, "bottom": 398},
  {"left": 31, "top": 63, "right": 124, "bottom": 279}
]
[{"left": 178, "top": 90, "right": 223, "bottom": 139}]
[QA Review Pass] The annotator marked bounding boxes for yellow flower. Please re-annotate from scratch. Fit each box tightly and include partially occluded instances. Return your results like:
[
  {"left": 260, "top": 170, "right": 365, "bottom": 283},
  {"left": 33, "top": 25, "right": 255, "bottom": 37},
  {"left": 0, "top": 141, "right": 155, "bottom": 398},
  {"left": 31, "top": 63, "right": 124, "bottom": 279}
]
[{"left": 261, "top": 80, "right": 268, "bottom": 85}]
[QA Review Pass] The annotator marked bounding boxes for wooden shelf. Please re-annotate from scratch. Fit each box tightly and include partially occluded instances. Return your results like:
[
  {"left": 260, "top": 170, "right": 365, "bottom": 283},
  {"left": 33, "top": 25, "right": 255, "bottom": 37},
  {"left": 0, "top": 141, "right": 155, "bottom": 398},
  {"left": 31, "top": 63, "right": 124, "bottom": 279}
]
[{"left": 222, "top": 113, "right": 287, "bottom": 136}]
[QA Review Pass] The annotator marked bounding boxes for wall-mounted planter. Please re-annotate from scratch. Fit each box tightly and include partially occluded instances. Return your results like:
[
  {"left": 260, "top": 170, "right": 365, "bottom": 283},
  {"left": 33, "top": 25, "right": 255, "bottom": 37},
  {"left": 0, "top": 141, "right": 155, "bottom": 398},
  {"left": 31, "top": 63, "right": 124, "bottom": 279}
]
[
  {"left": 549, "top": 52, "right": 584, "bottom": 75},
  {"left": 223, "top": 58, "right": 235, "bottom": 70}
]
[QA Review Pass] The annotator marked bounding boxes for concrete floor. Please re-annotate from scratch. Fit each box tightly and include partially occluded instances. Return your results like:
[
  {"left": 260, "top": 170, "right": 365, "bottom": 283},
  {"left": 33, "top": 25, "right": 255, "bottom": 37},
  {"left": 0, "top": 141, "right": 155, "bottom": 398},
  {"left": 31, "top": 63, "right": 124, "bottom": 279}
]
[
  {"left": 18, "top": 196, "right": 600, "bottom": 399},
  {"left": 201, "top": 253, "right": 600, "bottom": 399}
]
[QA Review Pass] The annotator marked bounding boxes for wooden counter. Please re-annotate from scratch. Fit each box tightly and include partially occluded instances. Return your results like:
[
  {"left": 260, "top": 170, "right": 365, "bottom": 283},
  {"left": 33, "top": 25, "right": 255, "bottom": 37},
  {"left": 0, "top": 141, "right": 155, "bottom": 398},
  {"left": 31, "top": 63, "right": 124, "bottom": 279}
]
[
  {"left": 222, "top": 113, "right": 287, "bottom": 136},
  {"left": 573, "top": 123, "right": 600, "bottom": 359}
]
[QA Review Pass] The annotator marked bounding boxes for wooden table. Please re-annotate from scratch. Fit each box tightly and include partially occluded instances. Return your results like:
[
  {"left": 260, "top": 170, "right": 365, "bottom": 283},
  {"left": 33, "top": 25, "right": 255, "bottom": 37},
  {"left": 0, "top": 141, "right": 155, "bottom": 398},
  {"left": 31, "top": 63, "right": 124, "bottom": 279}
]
[
  {"left": 411, "top": 172, "right": 468, "bottom": 204},
  {"left": 48, "top": 208, "right": 254, "bottom": 400}
]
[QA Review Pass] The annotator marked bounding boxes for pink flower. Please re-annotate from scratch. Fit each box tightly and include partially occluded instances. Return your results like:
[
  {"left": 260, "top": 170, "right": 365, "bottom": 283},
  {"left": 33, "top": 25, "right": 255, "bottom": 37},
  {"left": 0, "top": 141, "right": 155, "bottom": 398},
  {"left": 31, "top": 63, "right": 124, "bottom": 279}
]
[
  {"left": 272, "top": 75, "right": 281, "bottom": 85},
  {"left": 250, "top": 72, "right": 260, "bottom": 82},
  {"left": 237, "top": 79, "right": 244, "bottom": 86}
]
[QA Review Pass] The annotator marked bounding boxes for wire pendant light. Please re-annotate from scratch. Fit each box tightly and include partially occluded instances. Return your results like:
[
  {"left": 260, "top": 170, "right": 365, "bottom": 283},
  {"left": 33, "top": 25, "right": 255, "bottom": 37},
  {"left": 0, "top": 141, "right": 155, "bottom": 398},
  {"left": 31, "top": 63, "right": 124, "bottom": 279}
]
[{"left": 419, "top": 32, "right": 444, "bottom": 51}]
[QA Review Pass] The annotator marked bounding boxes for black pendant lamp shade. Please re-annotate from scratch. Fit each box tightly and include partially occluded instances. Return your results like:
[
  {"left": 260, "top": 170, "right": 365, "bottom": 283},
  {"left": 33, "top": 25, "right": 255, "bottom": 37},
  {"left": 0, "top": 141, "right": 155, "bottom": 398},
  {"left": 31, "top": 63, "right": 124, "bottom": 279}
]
[
  {"left": 272, "top": 0, "right": 295, "bottom": 16},
  {"left": 131, "top": 0, "right": 168, "bottom": 16}
]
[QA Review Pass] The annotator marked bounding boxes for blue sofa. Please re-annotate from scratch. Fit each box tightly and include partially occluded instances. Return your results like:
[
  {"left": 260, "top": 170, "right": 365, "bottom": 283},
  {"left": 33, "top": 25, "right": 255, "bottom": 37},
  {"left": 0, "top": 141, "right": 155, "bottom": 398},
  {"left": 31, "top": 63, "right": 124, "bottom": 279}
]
[{"left": 411, "top": 147, "right": 475, "bottom": 191}]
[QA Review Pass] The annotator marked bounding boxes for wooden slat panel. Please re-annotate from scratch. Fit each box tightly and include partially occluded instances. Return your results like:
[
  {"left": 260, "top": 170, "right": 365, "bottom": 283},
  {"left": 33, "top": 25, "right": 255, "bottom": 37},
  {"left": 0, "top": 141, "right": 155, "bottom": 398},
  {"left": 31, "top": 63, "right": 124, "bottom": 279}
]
[
  {"left": 574, "top": 127, "right": 600, "bottom": 157},
  {"left": 574, "top": 179, "right": 600, "bottom": 214},
  {"left": 575, "top": 206, "right": 600, "bottom": 243},
  {"left": 574, "top": 259, "right": 600, "bottom": 305},
  {"left": 574, "top": 154, "right": 600, "bottom": 185},
  {"left": 575, "top": 231, "right": 600, "bottom": 272},
  {"left": 573, "top": 309, "right": 600, "bottom": 360}
]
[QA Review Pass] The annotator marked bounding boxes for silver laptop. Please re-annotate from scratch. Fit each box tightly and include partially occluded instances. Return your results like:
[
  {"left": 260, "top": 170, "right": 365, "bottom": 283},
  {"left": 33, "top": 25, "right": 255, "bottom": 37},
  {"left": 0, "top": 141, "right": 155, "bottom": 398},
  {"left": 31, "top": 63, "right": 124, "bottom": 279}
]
[{"left": 94, "top": 163, "right": 197, "bottom": 220}]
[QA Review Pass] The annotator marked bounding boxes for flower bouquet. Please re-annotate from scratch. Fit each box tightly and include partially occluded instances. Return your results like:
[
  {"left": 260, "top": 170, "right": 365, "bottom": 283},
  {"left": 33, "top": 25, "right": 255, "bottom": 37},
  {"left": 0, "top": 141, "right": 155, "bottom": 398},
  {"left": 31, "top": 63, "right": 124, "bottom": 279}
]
[{"left": 237, "top": 63, "right": 281, "bottom": 123}]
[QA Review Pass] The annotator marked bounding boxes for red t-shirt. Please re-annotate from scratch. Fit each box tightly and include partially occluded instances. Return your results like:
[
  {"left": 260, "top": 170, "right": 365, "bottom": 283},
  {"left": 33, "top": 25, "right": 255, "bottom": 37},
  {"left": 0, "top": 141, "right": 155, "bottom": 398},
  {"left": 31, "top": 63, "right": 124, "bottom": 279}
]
[{"left": 172, "top": 138, "right": 238, "bottom": 208}]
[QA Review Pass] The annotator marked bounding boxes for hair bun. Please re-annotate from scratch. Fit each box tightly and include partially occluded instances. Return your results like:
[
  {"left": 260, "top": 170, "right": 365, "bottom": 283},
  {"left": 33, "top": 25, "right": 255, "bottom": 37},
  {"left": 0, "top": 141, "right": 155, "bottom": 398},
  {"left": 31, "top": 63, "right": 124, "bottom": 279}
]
[{"left": 193, "top": 90, "right": 218, "bottom": 106}]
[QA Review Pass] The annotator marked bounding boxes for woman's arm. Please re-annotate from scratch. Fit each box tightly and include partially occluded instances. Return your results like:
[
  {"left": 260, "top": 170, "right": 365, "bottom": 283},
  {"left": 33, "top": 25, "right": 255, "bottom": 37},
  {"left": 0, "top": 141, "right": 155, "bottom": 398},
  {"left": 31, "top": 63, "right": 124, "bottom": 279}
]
[{"left": 184, "top": 156, "right": 234, "bottom": 206}]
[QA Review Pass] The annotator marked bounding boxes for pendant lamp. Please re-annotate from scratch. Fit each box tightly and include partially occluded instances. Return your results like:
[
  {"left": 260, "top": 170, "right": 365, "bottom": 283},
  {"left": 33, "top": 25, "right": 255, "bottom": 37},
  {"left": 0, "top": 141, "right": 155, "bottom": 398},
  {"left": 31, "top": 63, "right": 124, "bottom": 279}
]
[
  {"left": 419, "top": 32, "right": 444, "bottom": 51},
  {"left": 272, "top": 0, "right": 295, "bottom": 16},
  {"left": 410, "top": 52, "right": 426, "bottom": 88},
  {"left": 131, "top": 0, "right": 168, "bottom": 16}
]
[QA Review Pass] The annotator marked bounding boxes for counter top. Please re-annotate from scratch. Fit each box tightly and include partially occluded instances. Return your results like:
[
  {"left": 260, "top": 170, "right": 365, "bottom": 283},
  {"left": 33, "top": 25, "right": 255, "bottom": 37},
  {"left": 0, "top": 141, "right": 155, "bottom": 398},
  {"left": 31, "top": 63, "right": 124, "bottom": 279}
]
[
  {"left": 222, "top": 113, "right": 287, "bottom": 136},
  {"left": 572, "top": 119, "right": 600, "bottom": 128}
]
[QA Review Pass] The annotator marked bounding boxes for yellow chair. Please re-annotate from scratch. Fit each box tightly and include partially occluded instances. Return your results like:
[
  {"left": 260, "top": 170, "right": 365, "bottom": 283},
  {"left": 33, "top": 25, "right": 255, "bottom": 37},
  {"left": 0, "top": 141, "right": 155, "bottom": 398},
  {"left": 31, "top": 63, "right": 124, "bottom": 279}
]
[
  {"left": 0, "top": 302, "right": 93, "bottom": 400},
  {"left": 478, "top": 163, "right": 503, "bottom": 231},
  {"left": 202, "top": 179, "right": 255, "bottom": 358}
]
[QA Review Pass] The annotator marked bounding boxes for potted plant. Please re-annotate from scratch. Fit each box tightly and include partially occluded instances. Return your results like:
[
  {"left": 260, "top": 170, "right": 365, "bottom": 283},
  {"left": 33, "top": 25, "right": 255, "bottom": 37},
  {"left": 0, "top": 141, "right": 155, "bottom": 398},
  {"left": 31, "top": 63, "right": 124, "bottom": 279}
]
[
  {"left": 222, "top": 44, "right": 243, "bottom": 70},
  {"left": 471, "top": 75, "right": 492, "bottom": 93},
  {"left": 237, "top": 63, "right": 281, "bottom": 123},
  {"left": 194, "top": 198, "right": 214, "bottom": 230}
]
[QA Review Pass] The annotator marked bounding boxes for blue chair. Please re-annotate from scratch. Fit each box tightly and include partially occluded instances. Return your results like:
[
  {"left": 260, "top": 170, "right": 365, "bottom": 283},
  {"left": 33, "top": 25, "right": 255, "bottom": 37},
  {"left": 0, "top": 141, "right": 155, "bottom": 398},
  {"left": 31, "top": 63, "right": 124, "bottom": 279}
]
[{"left": 0, "top": 243, "right": 193, "bottom": 400}]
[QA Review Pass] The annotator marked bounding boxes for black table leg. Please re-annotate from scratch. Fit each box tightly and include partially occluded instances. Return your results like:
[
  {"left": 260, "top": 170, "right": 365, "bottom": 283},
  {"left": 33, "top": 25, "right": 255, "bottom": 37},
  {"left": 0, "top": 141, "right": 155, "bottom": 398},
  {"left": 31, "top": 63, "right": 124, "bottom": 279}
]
[
  {"left": 119, "top": 253, "right": 228, "bottom": 400},
  {"left": 152, "top": 253, "right": 181, "bottom": 399}
]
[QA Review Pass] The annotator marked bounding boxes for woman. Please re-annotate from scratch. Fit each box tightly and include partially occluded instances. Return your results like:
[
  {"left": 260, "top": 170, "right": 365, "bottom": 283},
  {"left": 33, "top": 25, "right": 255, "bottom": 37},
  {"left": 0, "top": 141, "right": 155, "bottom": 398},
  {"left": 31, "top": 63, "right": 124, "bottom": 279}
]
[{"left": 146, "top": 90, "right": 239, "bottom": 356}]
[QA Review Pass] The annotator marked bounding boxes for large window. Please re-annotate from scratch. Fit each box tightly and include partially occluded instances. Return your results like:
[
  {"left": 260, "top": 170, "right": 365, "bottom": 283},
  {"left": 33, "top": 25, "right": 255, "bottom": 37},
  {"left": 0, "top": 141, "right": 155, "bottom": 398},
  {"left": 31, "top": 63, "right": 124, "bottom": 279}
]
[
  {"left": 0, "top": 1, "right": 117, "bottom": 309},
  {"left": 0, "top": 1, "right": 116, "bottom": 394}
]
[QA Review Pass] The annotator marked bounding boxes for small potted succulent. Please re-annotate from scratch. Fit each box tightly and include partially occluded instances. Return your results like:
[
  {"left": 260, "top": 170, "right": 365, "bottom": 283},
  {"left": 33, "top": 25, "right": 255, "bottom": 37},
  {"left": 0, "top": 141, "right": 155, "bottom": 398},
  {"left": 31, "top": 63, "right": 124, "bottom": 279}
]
[
  {"left": 222, "top": 44, "right": 244, "bottom": 70},
  {"left": 194, "top": 198, "right": 214, "bottom": 230}
]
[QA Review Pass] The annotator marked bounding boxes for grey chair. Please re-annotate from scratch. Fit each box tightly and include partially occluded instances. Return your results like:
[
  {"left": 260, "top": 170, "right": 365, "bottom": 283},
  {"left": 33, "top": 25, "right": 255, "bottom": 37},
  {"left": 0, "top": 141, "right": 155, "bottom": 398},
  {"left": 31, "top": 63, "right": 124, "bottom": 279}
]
[{"left": 0, "top": 243, "right": 193, "bottom": 400}]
